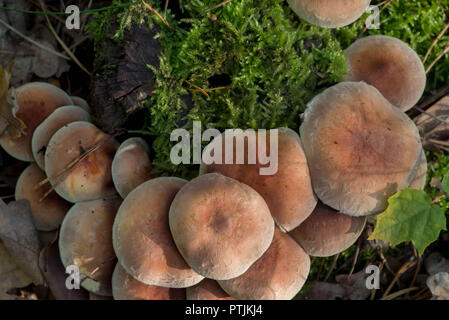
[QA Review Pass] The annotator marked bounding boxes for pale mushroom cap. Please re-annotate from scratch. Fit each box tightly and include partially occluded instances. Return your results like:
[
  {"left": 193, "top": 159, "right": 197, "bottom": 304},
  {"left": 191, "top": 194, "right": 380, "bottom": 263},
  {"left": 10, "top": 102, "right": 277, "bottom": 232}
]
[
  {"left": 169, "top": 173, "right": 275, "bottom": 280},
  {"left": 112, "top": 137, "right": 153, "bottom": 199},
  {"left": 44, "top": 121, "right": 118, "bottom": 203},
  {"left": 345, "top": 35, "right": 426, "bottom": 111},
  {"left": 71, "top": 96, "right": 91, "bottom": 113},
  {"left": 0, "top": 82, "right": 73, "bottom": 161},
  {"left": 15, "top": 163, "right": 71, "bottom": 231},
  {"left": 112, "top": 263, "right": 186, "bottom": 300},
  {"left": 187, "top": 279, "right": 235, "bottom": 300},
  {"left": 289, "top": 201, "right": 367, "bottom": 257},
  {"left": 409, "top": 149, "right": 427, "bottom": 190},
  {"left": 300, "top": 82, "right": 422, "bottom": 216},
  {"left": 59, "top": 197, "right": 122, "bottom": 296},
  {"left": 287, "top": 0, "right": 371, "bottom": 28},
  {"left": 200, "top": 128, "right": 317, "bottom": 231},
  {"left": 113, "top": 177, "right": 204, "bottom": 288},
  {"left": 218, "top": 228, "right": 310, "bottom": 300},
  {"left": 32, "top": 106, "right": 91, "bottom": 170}
]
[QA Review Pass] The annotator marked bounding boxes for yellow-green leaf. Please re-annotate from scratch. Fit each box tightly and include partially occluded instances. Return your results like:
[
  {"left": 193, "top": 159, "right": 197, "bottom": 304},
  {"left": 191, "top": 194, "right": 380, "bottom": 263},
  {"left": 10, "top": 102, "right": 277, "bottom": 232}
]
[{"left": 369, "top": 188, "right": 447, "bottom": 256}]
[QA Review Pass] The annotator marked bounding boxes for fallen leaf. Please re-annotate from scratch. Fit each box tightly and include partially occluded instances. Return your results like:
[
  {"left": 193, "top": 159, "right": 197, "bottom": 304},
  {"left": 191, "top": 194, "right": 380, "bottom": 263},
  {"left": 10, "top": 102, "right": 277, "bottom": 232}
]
[
  {"left": 0, "top": 199, "right": 44, "bottom": 285},
  {"left": 0, "top": 242, "right": 32, "bottom": 300},
  {"left": 426, "top": 272, "right": 449, "bottom": 300}
]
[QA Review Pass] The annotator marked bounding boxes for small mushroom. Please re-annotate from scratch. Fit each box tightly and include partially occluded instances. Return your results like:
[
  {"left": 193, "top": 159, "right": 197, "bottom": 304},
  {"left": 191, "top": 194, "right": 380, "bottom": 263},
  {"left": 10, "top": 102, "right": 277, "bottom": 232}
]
[
  {"left": 15, "top": 163, "right": 71, "bottom": 231},
  {"left": 0, "top": 82, "right": 73, "bottom": 161},
  {"left": 187, "top": 279, "right": 235, "bottom": 300},
  {"left": 32, "top": 106, "right": 91, "bottom": 170},
  {"left": 169, "top": 173, "right": 275, "bottom": 280},
  {"left": 289, "top": 201, "right": 367, "bottom": 257},
  {"left": 113, "top": 177, "right": 204, "bottom": 288},
  {"left": 59, "top": 197, "right": 122, "bottom": 296},
  {"left": 300, "top": 82, "right": 422, "bottom": 216},
  {"left": 409, "top": 149, "right": 427, "bottom": 190},
  {"left": 112, "top": 263, "right": 186, "bottom": 300},
  {"left": 112, "top": 137, "right": 153, "bottom": 199},
  {"left": 44, "top": 121, "right": 118, "bottom": 203},
  {"left": 200, "top": 128, "right": 317, "bottom": 231},
  {"left": 218, "top": 228, "right": 310, "bottom": 300},
  {"left": 287, "top": 0, "right": 371, "bottom": 28},
  {"left": 71, "top": 96, "right": 91, "bottom": 113},
  {"left": 345, "top": 35, "right": 426, "bottom": 111}
]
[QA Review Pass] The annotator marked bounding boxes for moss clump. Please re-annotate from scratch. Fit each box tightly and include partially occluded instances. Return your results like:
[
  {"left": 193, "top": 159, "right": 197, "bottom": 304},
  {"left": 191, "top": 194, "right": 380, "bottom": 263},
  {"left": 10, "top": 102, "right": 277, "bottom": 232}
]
[{"left": 87, "top": 0, "right": 449, "bottom": 179}]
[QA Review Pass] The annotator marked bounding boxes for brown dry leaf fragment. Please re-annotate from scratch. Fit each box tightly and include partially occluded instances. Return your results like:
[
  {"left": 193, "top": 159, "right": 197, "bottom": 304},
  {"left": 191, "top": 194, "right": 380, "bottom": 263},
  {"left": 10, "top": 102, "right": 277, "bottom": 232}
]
[
  {"left": 0, "top": 243, "right": 32, "bottom": 300},
  {"left": 39, "top": 240, "right": 89, "bottom": 300},
  {"left": 0, "top": 199, "right": 44, "bottom": 285}
]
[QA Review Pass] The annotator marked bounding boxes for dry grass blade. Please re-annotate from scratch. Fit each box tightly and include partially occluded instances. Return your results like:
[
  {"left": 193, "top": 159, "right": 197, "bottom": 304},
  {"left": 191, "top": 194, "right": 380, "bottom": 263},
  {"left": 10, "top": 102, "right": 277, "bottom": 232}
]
[
  {"left": 370, "top": 261, "right": 384, "bottom": 300},
  {"left": 323, "top": 254, "right": 339, "bottom": 282},
  {"left": 423, "top": 21, "right": 449, "bottom": 63},
  {"left": 426, "top": 43, "right": 449, "bottom": 74},
  {"left": 185, "top": 80, "right": 210, "bottom": 98},
  {"left": 141, "top": 0, "right": 173, "bottom": 31},
  {"left": 382, "top": 259, "right": 417, "bottom": 298},
  {"left": 380, "top": 287, "right": 419, "bottom": 300},
  {"left": 38, "top": 0, "right": 92, "bottom": 77},
  {"left": 349, "top": 238, "right": 362, "bottom": 277},
  {"left": 191, "top": 85, "right": 232, "bottom": 93},
  {"left": 201, "top": 0, "right": 232, "bottom": 14},
  {"left": 0, "top": 18, "right": 69, "bottom": 60}
]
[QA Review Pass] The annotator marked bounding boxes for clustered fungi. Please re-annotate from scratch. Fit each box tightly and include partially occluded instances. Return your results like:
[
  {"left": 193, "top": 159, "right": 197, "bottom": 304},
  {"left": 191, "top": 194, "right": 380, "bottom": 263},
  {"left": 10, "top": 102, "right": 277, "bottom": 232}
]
[{"left": 0, "top": 2, "right": 428, "bottom": 300}]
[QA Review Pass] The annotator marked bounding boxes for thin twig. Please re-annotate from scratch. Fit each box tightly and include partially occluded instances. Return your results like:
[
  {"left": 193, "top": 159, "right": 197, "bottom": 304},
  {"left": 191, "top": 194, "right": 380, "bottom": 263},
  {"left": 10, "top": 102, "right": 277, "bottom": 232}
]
[
  {"left": 38, "top": 0, "right": 92, "bottom": 77},
  {"left": 380, "top": 287, "right": 419, "bottom": 300},
  {"left": 164, "top": 0, "right": 169, "bottom": 19},
  {"left": 358, "top": 0, "right": 394, "bottom": 39},
  {"left": 349, "top": 238, "right": 362, "bottom": 276},
  {"left": 141, "top": 0, "right": 173, "bottom": 31},
  {"left": 323, "top": 254, "right": 339, "bottom": 282},
  {"left": 0, "top": 18, "right": 69, "bottom": 60},
  {"left": 370, "top": 262, "right": 384, "bottom": 300},
  {"left": 382, "top": 259, "right": 417, "bottom": 298},
  {"left": 413, "top": 105, "right": 449, "bottom": 128},
  {"left": 426, "top": 42, "right": 449, "bottom": 74},
  {"left": 315, "top": 258, "right": 326, "bottom": 281},
  {"left": 201, "top": 0, "right": 232, "bottom": 14},
  {"left": 185, "top": 80, "right": 210, "bottom": 98},
  {"left": 423, "top": 21, "right": 449, "bottom": 63},
  {"left": 191, "top": 85, "right": 232, "bottom": 93}
]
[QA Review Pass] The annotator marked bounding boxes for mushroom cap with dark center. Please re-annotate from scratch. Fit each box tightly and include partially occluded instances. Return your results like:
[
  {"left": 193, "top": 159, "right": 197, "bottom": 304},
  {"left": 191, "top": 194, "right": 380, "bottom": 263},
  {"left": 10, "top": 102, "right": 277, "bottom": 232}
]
[
  {"left": 113, "top": 177, "right": 204, "bottom": 288},
  {"left": 32, "top": 106, "right": 90, "bottom": 170},
  {"left": 345, "top": 35, "right": 426, "bottom": 111},
  {"left": 112, "top": 263, "right": 186, "bottom": 300},
  {"left": 59, "top": 197, "right": 122, "bottom": 296},
  {"left": 169, "top": 173, "right": 275, "bottom": 280},
  {"left": 0, "top": 82, "right": 73, "bottom": 161},
  {"left": 287, "top": 0, "right": 371, "bottom": 28},
  {"left": 44, "top": 121, "right": 118, "bottom": 203},
  {"left": 200, "top": 128, "right": 317, "bottom": 232},
  {"left": 289, "top": 201, "right": 367, "bottom": 257},
  {"left": 111, "top": 137, "right": 153, "bottom": 199},
  {"left": 300, "top": 82, "right": 422, "bottom": 216},
  {"left": 218, "top": 228, "right": 310, "bottom": 300},
  {"left": 15, "top": 163, "right": 71, "bottom": 231},
  {"left": 187, "top": 279, "right": 235, "bottom": 300}
]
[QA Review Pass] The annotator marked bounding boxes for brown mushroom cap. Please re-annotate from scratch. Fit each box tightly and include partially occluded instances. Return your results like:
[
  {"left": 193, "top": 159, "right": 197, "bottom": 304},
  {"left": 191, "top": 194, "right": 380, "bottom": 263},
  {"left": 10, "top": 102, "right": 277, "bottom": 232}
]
[
  {"left": 112, "top": 263, "right": 186, "bottom": 300},
  {"left": 289, "top": 201, "right": 366, "bottom": 257},
  {"left": 71, "top": 96, "right": 91, "bottom": 113},
  {"left": 44, "top": 121, "right": 118, "bottom": 203},
  {"left": 32, "top": 106, "right": 91, "bottom": 170},
  {"left": 15, "top": 163, "right": 71, "bottom": 231},
  {"left": 111, "top": 137, "right": 153, "bottom": 199},
  {"left": 113, "top": 177, "right": 204, "bottom": 288},
  {"left": 218, "top": 228, "right": 310, "bottom": 300},
  {"left": 300, "top": 82, "right": 422, "bottom": 216},
  {"left": 59, "top": 197, "right": 122, "bottom": 296},
  {"left": 169, "top": 173, "right": 275, "bottom": 280},
  {"left": 0, "top": 82, "right": 73, "bottom": 161},
  {"left": 345, "top": 35, "right": 426, "bottom": 112},
  {"left": 409, "top": 149, "right": 427, "bottom": 190},
  {"left": 187, "top": 279, "right": 235, "bottom": 300},
  {"left": 287, "top": 0, "right": 371, "bottom": 28},
  {"left": 200, "top": 128, "right": 317, "bottom": 231}
]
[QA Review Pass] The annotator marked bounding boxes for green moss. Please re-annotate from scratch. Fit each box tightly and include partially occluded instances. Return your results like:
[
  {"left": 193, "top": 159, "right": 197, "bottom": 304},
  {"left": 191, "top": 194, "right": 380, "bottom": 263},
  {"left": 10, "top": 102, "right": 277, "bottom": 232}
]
[{"left": 87, "top": 0, "right": 449, "bottom": 180}]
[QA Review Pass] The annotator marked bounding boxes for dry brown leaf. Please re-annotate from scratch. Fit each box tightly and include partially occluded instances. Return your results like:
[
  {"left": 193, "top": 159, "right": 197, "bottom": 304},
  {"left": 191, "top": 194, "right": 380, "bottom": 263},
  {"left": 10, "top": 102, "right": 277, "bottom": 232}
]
[
  {"left": 0, "top": 199, "right": 44, "bottom": 285},
  {"left": 0, "top": 243, "right": 32, "bottom": 300}
]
